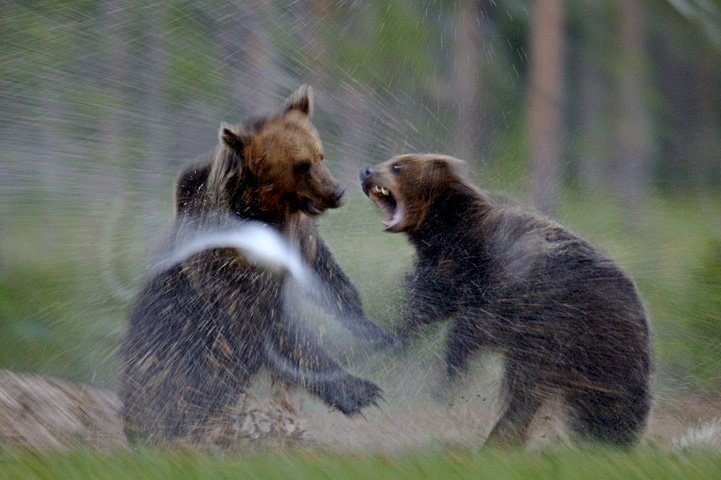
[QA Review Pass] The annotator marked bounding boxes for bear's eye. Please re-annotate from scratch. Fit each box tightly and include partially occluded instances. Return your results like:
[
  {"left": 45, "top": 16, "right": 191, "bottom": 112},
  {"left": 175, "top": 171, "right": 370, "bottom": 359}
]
[
  {"left": 294, "top": 161, "right": 311, "bottom": 175},
  {"left": 391, "top": 163, "right": 403, "bottom": 174}
]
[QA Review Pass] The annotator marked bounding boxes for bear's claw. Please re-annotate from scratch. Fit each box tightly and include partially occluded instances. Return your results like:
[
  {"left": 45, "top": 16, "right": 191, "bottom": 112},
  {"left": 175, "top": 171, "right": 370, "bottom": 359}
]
[{"left": 319, "top": 376, "right": 383, "bottom": 416}]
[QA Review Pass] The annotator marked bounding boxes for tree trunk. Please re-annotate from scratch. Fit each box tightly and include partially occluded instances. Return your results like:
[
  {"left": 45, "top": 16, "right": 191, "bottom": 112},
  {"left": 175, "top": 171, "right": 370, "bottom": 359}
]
[
  {"left": 527, "top": 0, "right": 565, "bottom": 216},
  {"left": 216, "top": 0, "right": 278, "bottom": 116},
  {"left": 451, "top": 0, "right": 481, "bottom": 164},
  {"left": 99, "top": 0, "right": 128, "bottom": 196},
  {"left": 615, "top": 0, "right": 653, "bottom": 224},
  {"left": 140, "top": 1, "right": 168, "bottom": 189},
  {"left": 577, "top": 0, "right": 612, "bottom": 195}
]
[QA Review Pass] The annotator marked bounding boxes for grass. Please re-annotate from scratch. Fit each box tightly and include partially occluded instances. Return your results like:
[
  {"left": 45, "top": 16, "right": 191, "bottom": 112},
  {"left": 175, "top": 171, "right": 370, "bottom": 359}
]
[{"left": 2, "top": 447, "right": 721, "bottom": 480}]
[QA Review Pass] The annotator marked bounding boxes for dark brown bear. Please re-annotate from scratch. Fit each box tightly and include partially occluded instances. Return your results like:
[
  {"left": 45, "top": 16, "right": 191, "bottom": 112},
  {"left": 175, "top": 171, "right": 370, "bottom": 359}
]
[
  {"left": 360, "top": 153, "right": 652, "bottom": 447},
  {"left": 121, "top": 86, "right": 388, "bottom": 444}
]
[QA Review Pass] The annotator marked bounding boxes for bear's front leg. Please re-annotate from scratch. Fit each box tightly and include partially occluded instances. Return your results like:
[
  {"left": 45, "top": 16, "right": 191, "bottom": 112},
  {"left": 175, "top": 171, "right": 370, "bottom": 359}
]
[
  {"left": 445, "top": 309, "right": 503, "bottom": 377},
  {"left": 422, "top": 309, "right": 499, "bottom": 404},
  {"left": 395, "top": 270, "right": 459, "bottom": 346},
  {"left": 264, "top": 318, "right": 382, "bottom": 415}
]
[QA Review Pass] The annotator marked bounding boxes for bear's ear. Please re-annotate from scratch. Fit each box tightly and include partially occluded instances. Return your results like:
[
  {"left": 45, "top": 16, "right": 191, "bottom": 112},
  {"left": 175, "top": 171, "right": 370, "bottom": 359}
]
[
  {"left": 283, "top": 84, "right": 313, "bottom": 117},
  {"left": 219, "top": 122, "right": 249, "bottom": 155},
  {"left": 432, "top": 155, "right": 468, "bottom": 179}
]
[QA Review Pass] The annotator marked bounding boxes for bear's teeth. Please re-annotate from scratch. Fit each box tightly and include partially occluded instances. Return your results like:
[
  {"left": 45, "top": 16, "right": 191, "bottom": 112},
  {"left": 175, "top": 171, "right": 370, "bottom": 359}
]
[{"left": 370, "top": 185, "right": 391, "bottom": 197}]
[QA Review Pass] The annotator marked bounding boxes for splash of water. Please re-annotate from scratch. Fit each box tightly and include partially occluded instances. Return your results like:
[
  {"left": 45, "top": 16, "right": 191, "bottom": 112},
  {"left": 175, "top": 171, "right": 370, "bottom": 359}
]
[{"left": 153, "top": 221, "right": 310, "bottom": 284}]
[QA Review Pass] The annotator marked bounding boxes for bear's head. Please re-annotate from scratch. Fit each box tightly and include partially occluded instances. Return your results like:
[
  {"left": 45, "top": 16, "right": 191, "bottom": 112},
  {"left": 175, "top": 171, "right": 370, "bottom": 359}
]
[
  {"left": 214, "top": 85, "right": 344, "bottom": 219},
  {"left": 360, "top": 153, "right": 469, "bottom": 233}
]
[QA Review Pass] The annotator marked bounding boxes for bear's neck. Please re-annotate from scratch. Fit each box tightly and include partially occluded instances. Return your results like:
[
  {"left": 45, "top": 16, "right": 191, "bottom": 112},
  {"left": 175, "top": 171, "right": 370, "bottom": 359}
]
[{"left": 408, "top": 184, "right": 489, "bottom": 253}]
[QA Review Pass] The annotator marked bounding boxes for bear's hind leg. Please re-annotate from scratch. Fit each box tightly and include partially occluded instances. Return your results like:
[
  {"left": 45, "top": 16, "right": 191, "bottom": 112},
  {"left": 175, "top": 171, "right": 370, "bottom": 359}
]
[
  {"left": 484, "top": 360, "right": 543, "bottom": 448},
  {"left": 566, "top": 387, "right": 650, "bottom": 446}
]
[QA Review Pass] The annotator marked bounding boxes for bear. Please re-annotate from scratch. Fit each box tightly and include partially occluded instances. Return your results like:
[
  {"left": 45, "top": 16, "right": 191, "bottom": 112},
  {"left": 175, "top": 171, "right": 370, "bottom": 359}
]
[
  {"left": 360, "top": 153, "right": 652, "bottom": 447},
  {"left": 120, "top": 85, "right": 389, "bottom": 444}
]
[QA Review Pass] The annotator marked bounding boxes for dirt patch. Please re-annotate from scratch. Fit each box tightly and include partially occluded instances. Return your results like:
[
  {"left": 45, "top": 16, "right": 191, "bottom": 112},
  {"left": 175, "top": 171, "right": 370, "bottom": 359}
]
[
  {"left": 1, "top": 369, "right": 719, "bottom": 453},
  {"left": 0, "top": 370, "right": 126, "bottom": 452}
]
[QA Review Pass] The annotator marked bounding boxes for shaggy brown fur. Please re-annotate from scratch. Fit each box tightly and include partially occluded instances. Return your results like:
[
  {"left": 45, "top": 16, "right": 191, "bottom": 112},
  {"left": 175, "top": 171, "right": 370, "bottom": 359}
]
[
  {"left": 361, "top": 153, "right": 652, "bottom": 447},
  {"left": 121, "top": 86, "right": 388, "bottom": 444}
]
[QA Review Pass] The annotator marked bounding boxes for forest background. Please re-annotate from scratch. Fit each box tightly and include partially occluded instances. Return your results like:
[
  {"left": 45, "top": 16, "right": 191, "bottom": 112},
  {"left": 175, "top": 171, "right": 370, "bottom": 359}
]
[{"left": 1, "top": 0, "right": 720, "bottom": 408}]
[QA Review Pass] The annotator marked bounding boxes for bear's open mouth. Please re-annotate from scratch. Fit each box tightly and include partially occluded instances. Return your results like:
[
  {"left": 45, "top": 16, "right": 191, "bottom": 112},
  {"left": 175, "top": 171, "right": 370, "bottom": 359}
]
[{"left": 368, "top": 185, "right": 404, "bottom": 230}]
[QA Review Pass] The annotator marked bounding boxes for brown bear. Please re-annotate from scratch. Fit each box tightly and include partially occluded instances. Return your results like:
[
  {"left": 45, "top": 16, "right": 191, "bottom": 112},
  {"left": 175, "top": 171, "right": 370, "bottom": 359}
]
[
  {"left": 121, "top": 86, "right": 389, "bottom": 444},
  {"left": 360, "top": 153, "right": 652, "bottom": 447}
]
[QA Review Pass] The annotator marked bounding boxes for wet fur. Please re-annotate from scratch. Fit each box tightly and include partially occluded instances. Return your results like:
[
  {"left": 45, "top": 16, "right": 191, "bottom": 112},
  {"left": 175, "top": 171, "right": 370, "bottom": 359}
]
[
  {"left": 121, "top": 87, "right": 387, "bottom": 444},
  {"left": 362, "top": 154, "right": 652, "bottom": 447}
]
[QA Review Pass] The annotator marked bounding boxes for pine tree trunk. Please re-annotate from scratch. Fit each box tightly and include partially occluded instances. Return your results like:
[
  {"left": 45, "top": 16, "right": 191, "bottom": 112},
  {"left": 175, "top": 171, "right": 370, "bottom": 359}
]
[
  {"left": 528, "top": 0, "right": 565, "bottom": 216},
  {"left": 451, "top": 0, "right": 481, "bottom": 164},
  {"left": 615, "top": 0, "right": 653, "bottom": 224}
]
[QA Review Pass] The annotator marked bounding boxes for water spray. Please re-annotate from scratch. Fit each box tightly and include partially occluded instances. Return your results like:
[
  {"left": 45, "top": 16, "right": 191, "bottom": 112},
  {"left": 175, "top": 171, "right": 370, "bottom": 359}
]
[{"left": 152, "top": 221, "right": 310, "bottom": 284}]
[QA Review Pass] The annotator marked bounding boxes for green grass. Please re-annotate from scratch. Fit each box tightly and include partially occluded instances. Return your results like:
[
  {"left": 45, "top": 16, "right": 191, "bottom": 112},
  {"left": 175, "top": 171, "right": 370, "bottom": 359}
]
[{"left": 2, "top": 448, "right": 721, "bottom": 480}]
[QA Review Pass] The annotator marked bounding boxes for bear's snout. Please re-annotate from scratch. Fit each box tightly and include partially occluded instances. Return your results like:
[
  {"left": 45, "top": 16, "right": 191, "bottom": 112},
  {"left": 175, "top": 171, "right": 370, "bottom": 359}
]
[
  {"left": 312, "top": 181, "right": 344, "bottom": 210},
  {"left": 334, "top": 186, "right": 346, "bottom": 203},
  {"left": 360, "top": 166, "right": 374, "bottom": 182}
]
